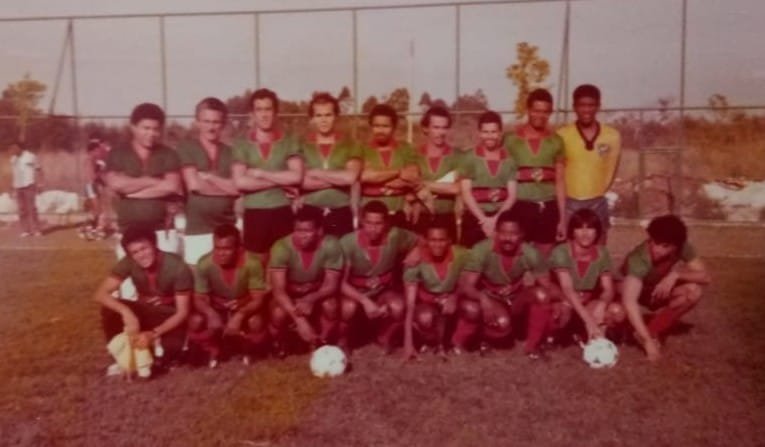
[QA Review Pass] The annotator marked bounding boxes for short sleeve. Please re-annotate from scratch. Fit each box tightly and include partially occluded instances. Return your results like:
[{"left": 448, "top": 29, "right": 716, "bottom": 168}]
[
  {"left": 322, "top": 237, "right": 345, "bottom": 271},
  {"left": 403, "top": 265, "right": 421, "bottom": 284},
  {"left": 552, "top": 134, "right": 565, "bottom": 161},
  {"left": 246, "top": 257, "right": 266, "bottom": 291},
  {"left": 162, "top": 147, "right": 182, "bottom": 172},
  {"left": 625, "top": 251, "right": 651, "bottom": 279},
  {"left": 457, "top": 156, "right": 475, "bottom": 180},
  {"left": 173, "top": 263, "right": 194, "bottom": 292},
  {"left": 549, "top": 244, "right": 570, "bottom": 271},
  {"left": 232, "top": 140, "right": 249, "bottom": 165},
  {"left": 398, "top": 229, "right": 420, "bottom": 254},
  {"left": 193, "top": 258, "right": 211, "bottom": 294},
  {"left": 346, "top": 141, "right": 364, "bottom": 161},
  {"left": 105, "top": 148, "right": 123, "bottom": 173},
  {"left": 285, "top": 136, "right": 304, "bottom": 160},
  {"left": 600, "top": 247, "right": 614, "bottom": 274},
  {"left": 268, "top": 239, "right": 291, "bottom": 269},
  {"left": 524, "top": 245, "right": 549, "bottom": 276},
  {"left": 177, "top": 142, "right": 196, "bottom": 167},
  {"left": 506, "top": 157, "right": 518, "bottom": 181},
  {"left": 680, "top": 242, "right": 697, "bottom": 262},
  {"left": 111, "top": 257, "right": 133, "bottom": 279},
  {"left": 464, "top": 243, "right": 487, "bottom": 273},
  {"left": 339, "top": 233, "right": 355, "bottom": 260}
]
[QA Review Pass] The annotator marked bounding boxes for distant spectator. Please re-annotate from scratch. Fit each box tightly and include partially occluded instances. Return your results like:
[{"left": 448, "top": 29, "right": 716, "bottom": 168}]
[
  {"left": 80, "top": 137, "right": 112, "bottom": 240},
  {"left": 9, "top": 141, "right": 43, "bottom": 236}
]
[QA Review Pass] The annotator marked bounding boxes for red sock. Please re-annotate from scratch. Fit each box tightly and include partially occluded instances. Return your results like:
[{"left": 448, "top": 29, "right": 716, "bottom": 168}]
[
  {"left": 525, "top": 303, "right": 552, "bottom": 353},
  {"left": 319, "top": 315, "right": 337, "bottom": 342},
  {"left": 377, "top": 318, "right": 401, "bottom": 347},
  {"left": 648, "top": 305, "right": 689, "bottom": 338},
  {"left": 451, "top": 317, "right": 478, "bottom": 347}
]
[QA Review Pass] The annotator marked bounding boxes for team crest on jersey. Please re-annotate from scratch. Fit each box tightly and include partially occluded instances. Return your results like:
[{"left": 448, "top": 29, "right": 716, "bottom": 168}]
[
  {"left": 489, "top": 188, "right": 502, "bottom": 203},
  {"left": 531, "top": 168, "right": 545, "bottom": 183},
  {"left": 596, "top": 143, "right": 611, "bottom": 156}
]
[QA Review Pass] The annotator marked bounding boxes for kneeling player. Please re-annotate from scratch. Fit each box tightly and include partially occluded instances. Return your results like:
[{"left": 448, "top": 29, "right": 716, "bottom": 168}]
[
  {"left": 341, "top": 200, "right": 420, "bottom": 353},
  {"left": 621, "top": 215, "right": 710, "bottom": 361},
  {"left": 402, "top": 221, "right": 470, "bottom": 359},
  {"left": 268, "top": 207, "right": 345, "bottom": 355},
  {"left": 550, "top": 209, "right": 625, "bottom": 341},
  {"left": 459, "top": 210, "right": 558, "bottom": 358},
  {"left": 188, "top": 224, "right": 268, "bottom": 367},
  {"left": 93, "top": 227, "right": 192, "bottom": 372}
]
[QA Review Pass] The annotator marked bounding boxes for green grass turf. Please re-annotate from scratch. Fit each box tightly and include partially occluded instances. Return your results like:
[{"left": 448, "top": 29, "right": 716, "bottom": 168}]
[{"left": 0, "top": 227, "right": 763, "bottom": 446}]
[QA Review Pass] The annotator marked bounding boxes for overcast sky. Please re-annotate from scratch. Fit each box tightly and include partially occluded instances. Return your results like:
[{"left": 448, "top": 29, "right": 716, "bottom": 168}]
[{"left": 0, "top": 0, "right": 763, "bottom": 118}]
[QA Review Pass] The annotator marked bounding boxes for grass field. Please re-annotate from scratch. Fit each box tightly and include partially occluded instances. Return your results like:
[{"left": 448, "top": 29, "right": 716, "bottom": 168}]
[{"left": 0, "top": 225, "right": 764, "bottom": 447}]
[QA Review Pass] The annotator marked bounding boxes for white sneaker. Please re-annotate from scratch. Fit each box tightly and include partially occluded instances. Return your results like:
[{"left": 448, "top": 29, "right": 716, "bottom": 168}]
[
  {"left": 20, "top": 232, "right": 31, "bottom": 238},
  {"left": 105, "top": 362, "right": 124, "bottom": 377}
]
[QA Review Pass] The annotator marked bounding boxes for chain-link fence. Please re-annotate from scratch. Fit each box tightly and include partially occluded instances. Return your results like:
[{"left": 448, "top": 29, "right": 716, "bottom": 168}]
[{"left": 1, "top": 0, "right": 763, "bottom": 221}]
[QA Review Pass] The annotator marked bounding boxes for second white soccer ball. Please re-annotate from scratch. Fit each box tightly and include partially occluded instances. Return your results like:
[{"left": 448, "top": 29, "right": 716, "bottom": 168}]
[
  {"left": 582, "top": 337, "right": 619, "bottom": 369},
  {"left": 309, "top": 345, "right": 347, "bottom": 378}
]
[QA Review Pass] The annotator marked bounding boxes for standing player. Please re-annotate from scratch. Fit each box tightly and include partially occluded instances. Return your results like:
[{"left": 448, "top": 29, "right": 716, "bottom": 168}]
[
  {"left": 459, "top": 111, "right": 518, "bottom": 247},
  {"left": 268, "top": 207, "right": 345, "bottom": 354},
  {"left": 504, "top": 89, "right": 566, "bottom": 255},
  {"left": 188, "top": 224, "right": 268, "bottom": 367},
  {"left": 9, "top": 140, "right": 43, "bottom": 237},
  {"left": 104, "top": 103, "right": 184, "bottom": 298},
  {"left": 621, "top": 215, "right": 710, "bottom": 361},
  {"left": 402, "top": 221, "right": 470, "bottom": 359},
  {"left": 231, "top": 88, "right": 304, "bottom": 258},
  {"left": 93, "top": 227, "right": 192, "bottom": 370},
  {"left": 340, "top": 200, "right": 420, "bottom": 353},
  {"left": 410, "top": 105, "right": 464, "bottom": 237},
  {"left": 550, "top": 209, "right": 625, "bottom": 341},
  {"left": 300, "top": 93, "right": 362, "bottom": 237},
  {"left": 360, "top": 104, "right": 422, "bottom": 229},
  {"left": 178, "top": 97, "right": 239, "bottom": 265},
  {"left": 459, "top": 209, "right": 558, "bottom": 358},
  {"left": 557, "top": 84, "right": 621, "bottom": 240},
  {"left": 81, "top": 137, "right": 111, "bottom": 240}
]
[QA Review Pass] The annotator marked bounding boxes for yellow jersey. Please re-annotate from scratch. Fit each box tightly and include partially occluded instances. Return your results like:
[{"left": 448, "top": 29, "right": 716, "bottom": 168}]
[{"left": 557, "top": 123, "right": 621, "bottom": 200}]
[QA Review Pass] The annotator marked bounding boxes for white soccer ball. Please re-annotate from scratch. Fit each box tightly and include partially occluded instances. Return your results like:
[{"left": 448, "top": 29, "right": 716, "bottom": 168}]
[
  {"left": 582, "top": 337, "right": 619, "bottom": 369},
  {"left": 309, "top": 345, "right": 347, "bottom": 378}
]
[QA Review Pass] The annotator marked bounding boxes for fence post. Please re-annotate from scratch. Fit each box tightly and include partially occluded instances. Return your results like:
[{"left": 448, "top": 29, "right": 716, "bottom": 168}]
[{"left": 637, "top": 110, "right": 645, "bottom": 219}]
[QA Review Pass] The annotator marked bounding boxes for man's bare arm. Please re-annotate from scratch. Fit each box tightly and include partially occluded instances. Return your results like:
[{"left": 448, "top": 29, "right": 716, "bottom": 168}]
[
  {"left": 126, "top": 172, "right": 183, "bottom": 199},
  {"left": 152, "top": 292, "right": 191, "bottom": 336},
  {"left": 105, "top": 171, "right": 160, "bottom": 195},
  {"left": 231, "top": 162, "right": 278, "bottom": 192},
  {"left": 255, "top": 156, "right": 304, "bottom": 186}
]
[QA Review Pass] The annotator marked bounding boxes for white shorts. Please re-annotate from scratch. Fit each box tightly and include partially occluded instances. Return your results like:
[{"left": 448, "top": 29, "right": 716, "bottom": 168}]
[
  {"left": 183, "top": 233, "right": 213, "bottom": 265},
  {"left": 115, "top": 229, "right": 183, "bottom": 300}
]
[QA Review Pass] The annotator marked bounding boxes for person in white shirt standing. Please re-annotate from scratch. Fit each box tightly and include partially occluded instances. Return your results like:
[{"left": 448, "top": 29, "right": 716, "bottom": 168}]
[{"left": 9, "top": 141, "right": 43, "bottom": 237}]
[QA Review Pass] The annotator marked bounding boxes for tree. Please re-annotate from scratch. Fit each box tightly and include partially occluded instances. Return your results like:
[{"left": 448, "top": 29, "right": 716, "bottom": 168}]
[
  {"left": 506, "top": 42, "right": 550, "bottom": 119},
  {"left": 708, "top": 93, "right": 730, "bottom": 122},
  {"left": 385, "top": 87, "right": 410, "bottom": 113},
  {"left": 3, "top": 73, "right": 47, "bottom": 142},
  {"left": 337, "top": 86, "right": 354, "bottom": 114},
  {"left": 452, "top": 89, "right": 489, "bottom": 111},
  {"left": 418, "top": 92, "right": 432, "bottom": 111},
  {"left": 361, "top": 95, "right": 379, "bottom": 114}
]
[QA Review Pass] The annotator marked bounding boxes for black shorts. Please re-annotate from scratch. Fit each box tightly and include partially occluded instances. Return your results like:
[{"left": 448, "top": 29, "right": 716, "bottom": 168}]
[
  {"left": 512, "top": 199, "right": 560, "bottom": 244},
  {"left": 303, "top": 205, "right": 354, "bottom": 237},
  {"left": 100, "top": 300, "right": 186, "bottom": 359},
  {"left": 243, "top": 206, "right": 295, "bottom": 254},
  {"left": 460, "top": 211, "right": 495, "bottom": 248}
]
